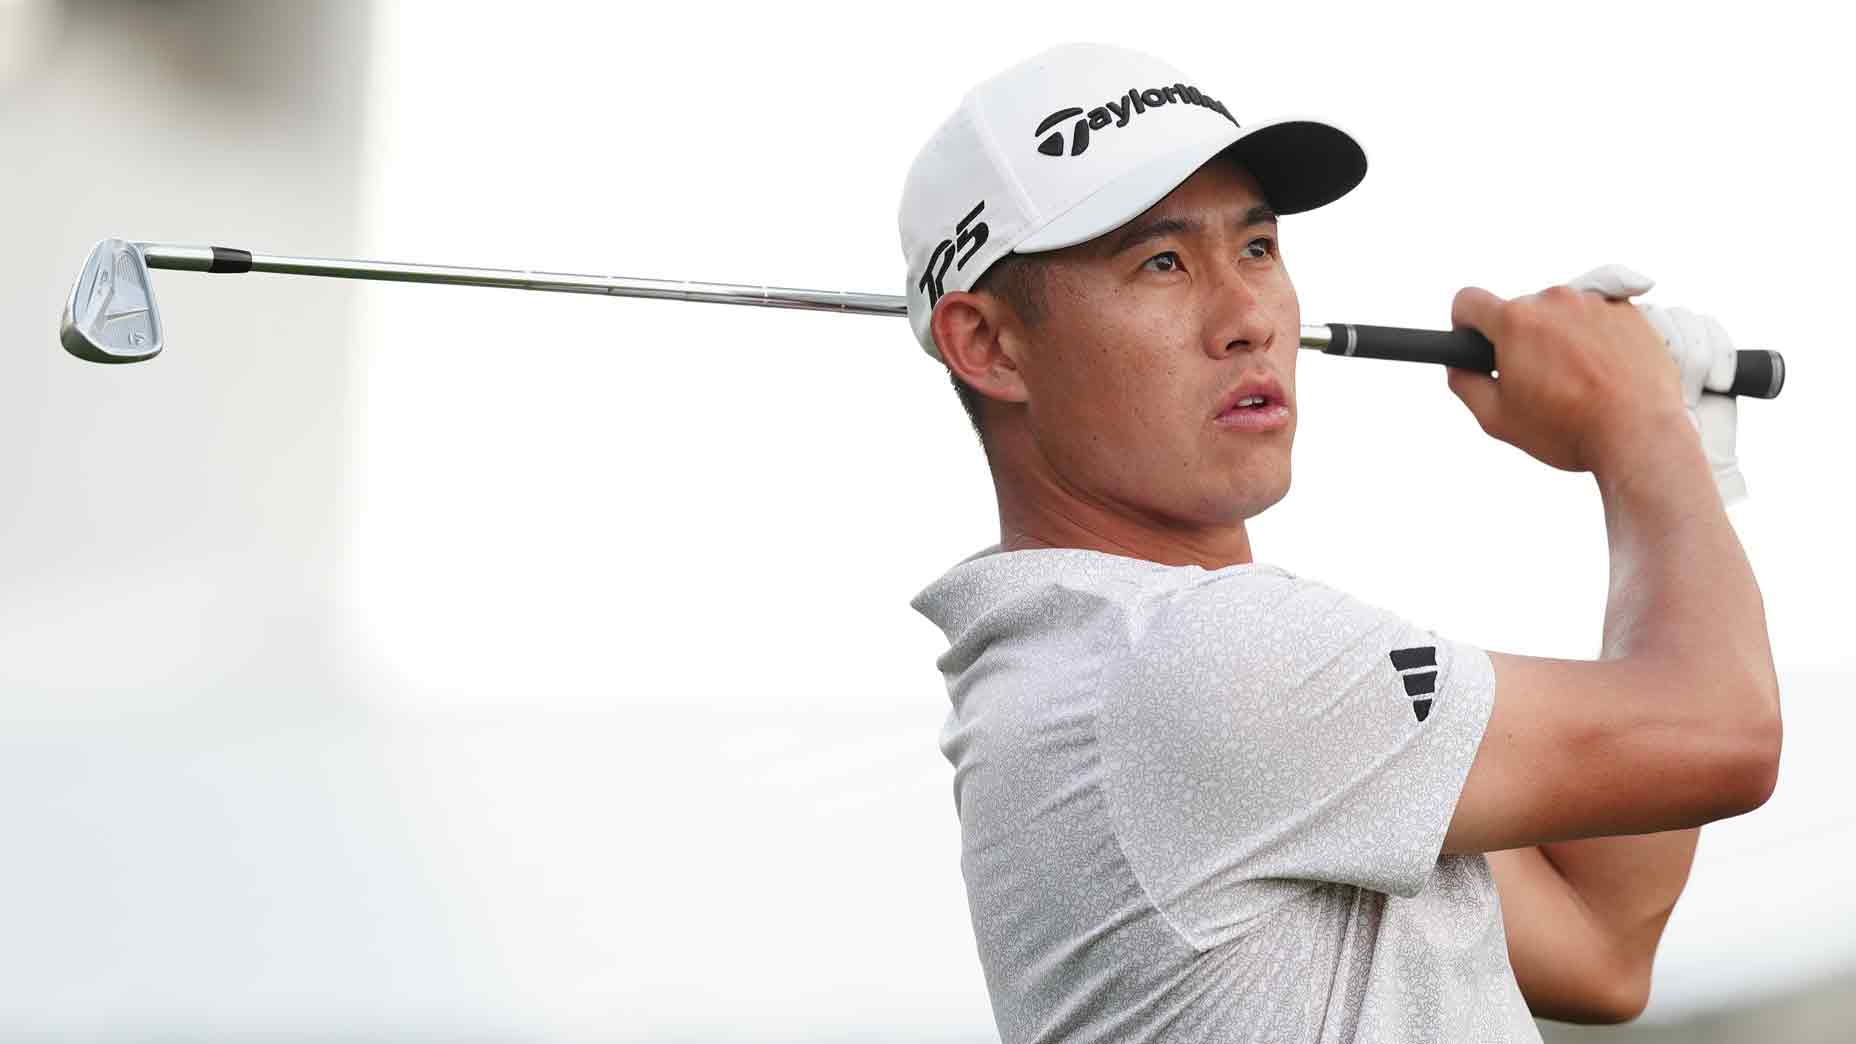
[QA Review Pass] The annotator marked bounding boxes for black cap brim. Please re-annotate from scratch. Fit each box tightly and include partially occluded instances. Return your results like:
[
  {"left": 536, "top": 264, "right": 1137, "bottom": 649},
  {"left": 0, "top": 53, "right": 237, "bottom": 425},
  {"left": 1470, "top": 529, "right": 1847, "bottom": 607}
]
[{"left": 1219, "top": 118, "right": 1368, "bottom": 214}]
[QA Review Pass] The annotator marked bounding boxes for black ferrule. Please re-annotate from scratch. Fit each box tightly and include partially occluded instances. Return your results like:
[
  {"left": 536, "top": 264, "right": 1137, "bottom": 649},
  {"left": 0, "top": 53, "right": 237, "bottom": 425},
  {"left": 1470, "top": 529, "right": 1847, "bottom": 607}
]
[{"left": 208, "top": 247, "right": 254, "bottom": 274}]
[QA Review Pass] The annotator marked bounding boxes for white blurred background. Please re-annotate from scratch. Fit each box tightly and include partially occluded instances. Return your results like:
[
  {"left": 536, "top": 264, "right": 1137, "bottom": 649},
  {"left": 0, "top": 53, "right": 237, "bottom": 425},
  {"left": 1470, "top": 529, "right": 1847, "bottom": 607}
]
[{"left": 2, "top": 1, "right": 1850, "bottom": 1040}]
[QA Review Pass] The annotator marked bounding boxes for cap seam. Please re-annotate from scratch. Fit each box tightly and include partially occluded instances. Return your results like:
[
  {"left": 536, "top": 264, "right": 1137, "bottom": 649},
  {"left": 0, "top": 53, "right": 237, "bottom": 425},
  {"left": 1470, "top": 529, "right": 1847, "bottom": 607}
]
[{"left": 965, "top": 91, "right": 1043, "bottom": 252}]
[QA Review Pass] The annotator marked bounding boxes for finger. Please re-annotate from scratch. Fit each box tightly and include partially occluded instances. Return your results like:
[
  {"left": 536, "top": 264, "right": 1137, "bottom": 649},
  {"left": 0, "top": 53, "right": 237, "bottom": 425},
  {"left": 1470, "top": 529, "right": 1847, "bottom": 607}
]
[
  {"left": 1445, "top": 361, "right": 1502, "bottom": 438},
  {"left": 1699, "top": 312, "right": 1737, "bottom": 381},
  {"left": 1667, "top": 306, "right": 1715, "bottom": 407},
  {"left": 1694, "top": 392, "right": 1746, "bottom": 504},
  {"left": 1564, "top": 263, "right": 1656, "bottom": 300},
  {"left": 1636, "top": 303, "right": 1705, "bottom": 407},
  {"left": 1451, "top": 286, "right": 1509, "bottom": 343},
  {"left": 1695, "top": 391, "right": 1738, "bottom": 457}
]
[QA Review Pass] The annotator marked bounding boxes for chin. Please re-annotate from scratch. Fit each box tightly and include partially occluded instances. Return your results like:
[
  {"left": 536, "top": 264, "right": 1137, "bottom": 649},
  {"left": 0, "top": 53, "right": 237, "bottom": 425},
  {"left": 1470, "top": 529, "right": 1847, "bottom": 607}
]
[
  {"left": 1237, "top": 462, "right": 1292, "bottom": 519},
  {"left": 1255, "top": 479, "right": 1291, "bottom": 516},
  {"left": 1192, "top": 470, "right": 1290, "bottom": 524},
  {"left": 1244, "top": 480, "right": 1291, "bottom": 519}
]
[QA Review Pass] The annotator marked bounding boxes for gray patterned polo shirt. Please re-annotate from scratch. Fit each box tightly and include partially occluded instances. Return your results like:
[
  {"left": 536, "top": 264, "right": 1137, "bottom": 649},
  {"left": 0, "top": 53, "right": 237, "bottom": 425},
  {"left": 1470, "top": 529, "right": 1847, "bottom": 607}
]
[{"left": 910, "top": 544, "right": 1539, "bottom": 1043}]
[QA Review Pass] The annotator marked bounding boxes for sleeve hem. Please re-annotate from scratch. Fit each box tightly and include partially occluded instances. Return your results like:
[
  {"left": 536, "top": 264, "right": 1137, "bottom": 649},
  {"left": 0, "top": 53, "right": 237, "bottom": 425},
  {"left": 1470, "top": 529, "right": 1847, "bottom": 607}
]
[{"left": 1393, "top": 639, "right": 1498, "bottom": 897}]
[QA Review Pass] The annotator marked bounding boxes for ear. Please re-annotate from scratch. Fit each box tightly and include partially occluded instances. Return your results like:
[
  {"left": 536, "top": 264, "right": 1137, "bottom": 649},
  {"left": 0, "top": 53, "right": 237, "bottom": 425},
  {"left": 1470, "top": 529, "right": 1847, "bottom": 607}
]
[{"left": 929, "top": 289, "right": 1031, "bottom": 408}]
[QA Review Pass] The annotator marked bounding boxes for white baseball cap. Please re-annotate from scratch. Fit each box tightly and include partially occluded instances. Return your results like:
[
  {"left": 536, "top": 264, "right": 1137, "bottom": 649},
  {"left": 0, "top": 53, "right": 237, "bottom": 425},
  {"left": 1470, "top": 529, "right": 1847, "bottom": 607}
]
[{"left": 898, "top": 42, "right": 1367, "bottom": 362}]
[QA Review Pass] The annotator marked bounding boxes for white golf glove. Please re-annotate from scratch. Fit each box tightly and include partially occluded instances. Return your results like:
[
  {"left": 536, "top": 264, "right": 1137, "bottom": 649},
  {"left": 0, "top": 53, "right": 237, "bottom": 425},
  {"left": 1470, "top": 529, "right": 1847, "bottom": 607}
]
[{"left": 1564, "top": 264, "right": 1747, "bottom": 506}]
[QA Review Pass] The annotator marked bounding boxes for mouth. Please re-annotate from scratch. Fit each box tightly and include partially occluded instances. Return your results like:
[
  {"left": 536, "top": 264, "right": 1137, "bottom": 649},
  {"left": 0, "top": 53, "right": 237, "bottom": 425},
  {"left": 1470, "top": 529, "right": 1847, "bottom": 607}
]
[
  {"left": 1213, "top": 374, "right": 1292, "bottom": 426},
  {"left": 1213, "top": 400, "right": 1291, "bottom": 432}
]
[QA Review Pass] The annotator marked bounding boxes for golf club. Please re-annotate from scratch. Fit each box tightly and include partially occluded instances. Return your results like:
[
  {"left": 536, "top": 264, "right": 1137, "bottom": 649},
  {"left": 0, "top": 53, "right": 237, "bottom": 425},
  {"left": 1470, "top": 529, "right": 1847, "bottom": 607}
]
[{"left": 59, "top": 238, "right": 1787, "bottom": 400}]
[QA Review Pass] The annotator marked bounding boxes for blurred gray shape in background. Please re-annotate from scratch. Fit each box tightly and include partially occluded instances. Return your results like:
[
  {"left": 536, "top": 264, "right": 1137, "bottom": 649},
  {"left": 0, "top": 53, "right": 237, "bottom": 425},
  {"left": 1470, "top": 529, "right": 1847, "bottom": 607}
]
[{"left": 0, "top": 2, "right": 520, "bottom": 1037}]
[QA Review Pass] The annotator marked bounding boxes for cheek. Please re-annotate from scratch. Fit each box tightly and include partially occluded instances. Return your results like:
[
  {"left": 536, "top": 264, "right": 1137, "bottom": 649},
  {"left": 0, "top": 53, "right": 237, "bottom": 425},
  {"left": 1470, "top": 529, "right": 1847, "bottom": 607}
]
[
  {"left": 1036, "top": 339, "right": 1166, "bottom": 447},
  {"left": 1030, "top": 281, "right": 1212, "bottom": 442},
  {"left": 1262, "top": 272, "right": 1300, "bottom": 367}
]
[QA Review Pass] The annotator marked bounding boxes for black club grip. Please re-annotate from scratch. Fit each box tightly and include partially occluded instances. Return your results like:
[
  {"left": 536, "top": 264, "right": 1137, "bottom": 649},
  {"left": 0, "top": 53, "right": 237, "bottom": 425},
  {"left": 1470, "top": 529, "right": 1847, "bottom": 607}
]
[
  {"left": 1329, "top": 323, "right": 1495, "bottom": 373},
  {"left": 1324, "top": 324, "right": 1785, "bottom": 399},
  {"left": 1726, "top": 349, "right": 1785, "bottom": 399}
]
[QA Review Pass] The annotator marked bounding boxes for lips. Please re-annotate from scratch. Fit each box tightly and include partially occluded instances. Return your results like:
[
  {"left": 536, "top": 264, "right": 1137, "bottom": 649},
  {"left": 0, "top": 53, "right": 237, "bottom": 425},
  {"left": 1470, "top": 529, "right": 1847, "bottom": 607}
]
[{"left": 1214, "top": 373, "right": 1290, "bottom": 419}]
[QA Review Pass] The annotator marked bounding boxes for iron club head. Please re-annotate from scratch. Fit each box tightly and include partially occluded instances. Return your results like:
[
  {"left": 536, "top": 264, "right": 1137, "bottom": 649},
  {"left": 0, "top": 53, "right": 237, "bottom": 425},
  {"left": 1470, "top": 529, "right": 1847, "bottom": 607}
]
[{"left": 61, "top": 238, "right": 162, "bottom": 364}]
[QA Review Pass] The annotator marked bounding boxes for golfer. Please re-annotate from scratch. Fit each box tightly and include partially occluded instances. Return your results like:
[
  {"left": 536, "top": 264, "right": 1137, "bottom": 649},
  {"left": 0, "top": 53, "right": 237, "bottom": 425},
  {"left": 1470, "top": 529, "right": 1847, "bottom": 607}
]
[{"left": 905, "top": 43, "right": 1780, "bottom": 1042}]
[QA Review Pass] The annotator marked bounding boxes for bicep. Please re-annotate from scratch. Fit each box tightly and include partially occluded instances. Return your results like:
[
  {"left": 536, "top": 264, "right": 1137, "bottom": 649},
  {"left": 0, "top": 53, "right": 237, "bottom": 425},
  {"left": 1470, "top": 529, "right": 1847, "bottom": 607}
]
[{"left": 1443, "top": 649, "right": 1774, "bottom": 855}]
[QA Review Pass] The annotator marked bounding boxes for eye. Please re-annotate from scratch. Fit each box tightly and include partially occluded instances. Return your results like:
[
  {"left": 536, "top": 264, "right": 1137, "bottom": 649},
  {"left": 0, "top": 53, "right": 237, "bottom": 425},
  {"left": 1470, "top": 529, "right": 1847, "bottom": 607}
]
[
  {"left": 1243, "top": 236, "right": 1277, "bottom": 259},
  {"left": 1141, "top": 250, "right": 1183, "bottom": 273}
]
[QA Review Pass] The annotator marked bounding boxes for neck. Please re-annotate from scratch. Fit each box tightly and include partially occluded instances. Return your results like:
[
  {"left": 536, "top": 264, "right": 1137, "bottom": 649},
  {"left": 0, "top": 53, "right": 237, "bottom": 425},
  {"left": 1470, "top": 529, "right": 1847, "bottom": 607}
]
[{"left": 987, "top": 435, "right": 1256, "bottom": 571}]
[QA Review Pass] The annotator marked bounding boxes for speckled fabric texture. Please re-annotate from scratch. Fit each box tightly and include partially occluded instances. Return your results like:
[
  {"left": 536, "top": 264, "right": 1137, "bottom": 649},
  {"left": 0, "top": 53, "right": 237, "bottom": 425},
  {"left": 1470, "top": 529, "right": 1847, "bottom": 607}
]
[{"left": 910, "top": 544, "right": 1539, "bottom": 1043}]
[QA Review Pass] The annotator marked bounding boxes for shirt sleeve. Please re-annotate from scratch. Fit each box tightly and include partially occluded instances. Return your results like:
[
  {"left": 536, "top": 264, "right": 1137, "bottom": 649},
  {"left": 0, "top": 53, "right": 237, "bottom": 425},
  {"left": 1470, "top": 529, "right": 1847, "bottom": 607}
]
[{"left": 1095, "top": 568, "right": 1495, "bottom": 948}]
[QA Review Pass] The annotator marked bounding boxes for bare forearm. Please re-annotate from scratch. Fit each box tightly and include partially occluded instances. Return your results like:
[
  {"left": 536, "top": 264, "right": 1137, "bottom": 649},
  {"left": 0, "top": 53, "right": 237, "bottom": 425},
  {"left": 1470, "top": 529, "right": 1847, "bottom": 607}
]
[
  {"left": 1594, "top": 414, "right": 1779, "bottom": 710},
  {"left": 1538, "top": 828, "right": 1699, "bottom": 958},
  {"left": 1547, "top": 418, "right": 1774, "bottom": 973},
  {"left": 1490, "top": 831, "right": 1699, "bottom": 1023}
]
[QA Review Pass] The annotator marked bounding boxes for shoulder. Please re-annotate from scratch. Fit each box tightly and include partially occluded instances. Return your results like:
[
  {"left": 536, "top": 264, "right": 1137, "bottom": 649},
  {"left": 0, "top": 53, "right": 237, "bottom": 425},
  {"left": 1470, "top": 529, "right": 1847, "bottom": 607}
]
[
  {"left": 1128, "top": 564, "right": 1418, "bottom": 667},
  {"left": 1103, "top": 565, "right": 1489, "bottom": 736}
]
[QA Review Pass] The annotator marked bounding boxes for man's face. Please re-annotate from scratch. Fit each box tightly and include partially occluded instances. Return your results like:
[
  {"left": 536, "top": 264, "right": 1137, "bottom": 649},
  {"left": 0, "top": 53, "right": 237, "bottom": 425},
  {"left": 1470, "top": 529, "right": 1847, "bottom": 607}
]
[{"left": 1010, "top": 158, "right": 1299, "bottom": 531}]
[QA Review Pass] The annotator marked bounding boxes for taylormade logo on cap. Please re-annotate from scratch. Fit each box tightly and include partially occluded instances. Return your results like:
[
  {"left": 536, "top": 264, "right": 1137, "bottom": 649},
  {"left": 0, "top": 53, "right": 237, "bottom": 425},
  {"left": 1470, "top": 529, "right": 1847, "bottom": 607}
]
[
  {"left": 897, "top": 42, "right": 1367, "bottom": 363},
  {"left": 1034, "top": 83, "right": 1237, "bottom": 158}
]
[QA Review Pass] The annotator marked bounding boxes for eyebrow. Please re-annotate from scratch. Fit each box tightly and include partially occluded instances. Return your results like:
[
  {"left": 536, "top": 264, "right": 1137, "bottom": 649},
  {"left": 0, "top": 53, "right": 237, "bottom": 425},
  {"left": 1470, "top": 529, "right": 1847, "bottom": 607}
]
[{"left": 1106, "top": 204, "right": 1279, "bottom": 257}]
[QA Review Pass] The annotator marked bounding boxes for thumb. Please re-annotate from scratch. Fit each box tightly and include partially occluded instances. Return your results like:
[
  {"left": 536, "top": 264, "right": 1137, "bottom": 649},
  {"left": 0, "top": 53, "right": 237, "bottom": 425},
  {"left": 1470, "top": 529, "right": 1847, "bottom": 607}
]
[
  {"left": 1446, "top": 363, "right": 1502, "bottom": 438},
  {"left": 1564, "top": 263, "right": 1656, "bottom": 300}
]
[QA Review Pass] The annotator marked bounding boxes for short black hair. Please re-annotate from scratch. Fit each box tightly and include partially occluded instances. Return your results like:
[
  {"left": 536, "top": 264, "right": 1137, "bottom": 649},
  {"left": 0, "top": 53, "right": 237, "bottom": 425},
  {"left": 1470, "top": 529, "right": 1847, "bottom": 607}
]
[{"left": 946, "top": 251, "right": 1049, "bottom": 457}]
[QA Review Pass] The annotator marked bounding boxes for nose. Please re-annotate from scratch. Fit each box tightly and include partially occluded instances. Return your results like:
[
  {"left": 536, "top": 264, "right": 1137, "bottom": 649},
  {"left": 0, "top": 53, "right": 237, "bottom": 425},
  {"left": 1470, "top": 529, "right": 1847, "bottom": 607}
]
[{"left": 1201, "top": 256, "right": 1275, "bottom": 360}]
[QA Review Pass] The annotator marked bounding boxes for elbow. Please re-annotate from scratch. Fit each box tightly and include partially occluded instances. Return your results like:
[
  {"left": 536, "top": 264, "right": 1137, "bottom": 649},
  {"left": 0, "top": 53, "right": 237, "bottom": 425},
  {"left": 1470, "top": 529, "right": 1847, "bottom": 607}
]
[
  {"left": 1580, "top": 959, "right": 1653, "bottom": 1025},
  {"left": 1583, "top": 989, "right": 1649, "bottom": 1026},
  {"left": 1726, "top": 690, "right": 1783, "bottom": 816},
  {"left": 1744, "top": 731, "right": 1781, "bottom": 812}
]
